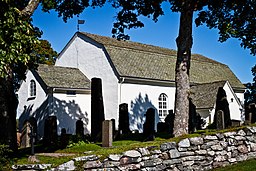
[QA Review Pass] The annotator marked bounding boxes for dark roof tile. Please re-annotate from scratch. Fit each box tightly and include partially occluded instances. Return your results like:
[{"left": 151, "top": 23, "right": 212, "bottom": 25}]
[
  {"left": 80, "top": 32, "right": 244, "bottom": 89},
  {"left": 36, "top": 64, "right": 90, "bottom": 89}
]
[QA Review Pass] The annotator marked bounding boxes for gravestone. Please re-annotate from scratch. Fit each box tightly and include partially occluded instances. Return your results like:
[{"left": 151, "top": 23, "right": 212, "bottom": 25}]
[
  {"left": 28, "top": 117, "right": 37, "bottom": 142},
  {"left": 91, "top": 78, "right": 105, "bottom": 142},
  {"left": 119, "top": 103, "right": 130, "bottom": 134},
  {"left": 213, "top": 87, "right": 231, "bottom": 128},
  {"left": 76, "top": 119, "right": 84, "bottom": 137},
  {"left": 111, "top": 119, "right": 116, "bottom": 139},
  {"left": 189, "top": 99, "right": 197, "bottom": 133},
  {"left": 102, "top": 120, "right": 112, "bottom": 147},
  {"left": 20, "top": 121, "right": 31, "bottom": 148},
  {"left": 157, "top": 122, "right": 166, "bottom": 133},
  {"left": 60, "top": 128, "right": 68, "bottom": 148},
  {"left": 250, "top": 104, "right": 256, "bottom": 123},
  {"left": 216, "top": 110, "right": 225, "bottom": 130},
  {"left": 165, "top": 110, "right": 174, "bottom": 135},
  {"left": 43, "top": 116, "right": 57, "bottom": 146},
  {"left": 143, "top": 108, "right": 155, "bottom": 141},
  {"left": 157, "top": 110, "right": 174, "bottom": 135}
]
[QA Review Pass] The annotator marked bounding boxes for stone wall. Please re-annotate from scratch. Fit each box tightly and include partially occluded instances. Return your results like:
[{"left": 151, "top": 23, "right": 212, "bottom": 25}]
[
  {"left": 12, "top": 126, "right": 256, "bottom": 171},
  {"left": 82, "top": 126, "right": 256, "bottom": 171}
]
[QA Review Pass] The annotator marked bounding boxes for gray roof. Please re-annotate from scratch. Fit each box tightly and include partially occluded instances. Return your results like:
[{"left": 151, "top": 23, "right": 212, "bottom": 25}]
[
  {"left": 36, "top": 64, "right": 90, "bottom": 89},
  {"left": 80, "top": 32, "right": 244, "bottom": 89},
  {"left": 190, "top": 81, "right": 226, "bottom": 109}
]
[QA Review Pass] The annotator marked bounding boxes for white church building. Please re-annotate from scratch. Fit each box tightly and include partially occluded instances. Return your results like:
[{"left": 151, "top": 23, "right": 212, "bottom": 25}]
[{"left": 16, "top": 32, "right": 245, "bottom": 138}]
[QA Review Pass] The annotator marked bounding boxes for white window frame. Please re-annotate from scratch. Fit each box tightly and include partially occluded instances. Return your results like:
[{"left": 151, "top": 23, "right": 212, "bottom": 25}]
[
  {"left": 29, "top": 80, "right": 36, "bottom": 97},
  {"left": 158, "top": 93, "right": 168, "bottom": 118}
]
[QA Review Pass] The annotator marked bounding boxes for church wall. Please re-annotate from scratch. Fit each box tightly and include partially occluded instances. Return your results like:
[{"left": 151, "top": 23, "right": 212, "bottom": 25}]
[
  {"left": 56, "top": 35, "right": 119, "bottom": 128},
  {"left": 52, "top": 92, "right": 91, "bottom": 135},
  {"left": 119, "top": 82, "right": 176, "bottom": 132}
]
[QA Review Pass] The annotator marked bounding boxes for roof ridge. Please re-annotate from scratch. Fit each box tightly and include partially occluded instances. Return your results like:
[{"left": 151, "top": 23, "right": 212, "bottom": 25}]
[
  {"left": 38, "top": 64, "right": 79, "bottom": 70},
  {"left": 80, "top": 32, "right": 222, "bottom": 65}
]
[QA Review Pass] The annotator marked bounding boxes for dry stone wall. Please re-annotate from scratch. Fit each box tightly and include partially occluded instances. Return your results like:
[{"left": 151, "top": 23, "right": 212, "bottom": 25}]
[
  {"left": 12, "top": 126, "right": 256, "bottom": 171},
  {"left": 82, "top": 126, "right": 256, "bottom": 171}
]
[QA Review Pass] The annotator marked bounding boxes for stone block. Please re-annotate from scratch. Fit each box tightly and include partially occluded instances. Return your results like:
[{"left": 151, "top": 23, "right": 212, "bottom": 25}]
[
  {"left": 178, "top": 138, "right": 190, "bottom": 148},
  {"left": 160, "top": 142, "right": 177, "bottom": 151},
  {"left": 102, "top": 120, "right": 113, "bottom": 147},
  {"left": 189, "top": 137, "right": 204, "bottom": 145},
  {"left": 169, "top": 149, "right": 180, "bottom": 159}
]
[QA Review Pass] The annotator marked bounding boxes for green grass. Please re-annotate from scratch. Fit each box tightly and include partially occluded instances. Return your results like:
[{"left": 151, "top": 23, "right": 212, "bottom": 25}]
[
  {"left": 212, "top": 159, "right": 256, "bottom": 171},
  {"left": 9, "top": 124, "right": 256, "bottom": 169}
]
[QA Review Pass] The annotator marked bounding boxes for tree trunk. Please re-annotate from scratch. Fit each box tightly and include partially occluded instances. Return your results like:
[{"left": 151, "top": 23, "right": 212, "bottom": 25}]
[
  {"left": 0, "top": 78, "right": 18, "bottom": 151},
  {"left": 173, "top": 3, "right": 194, "bottom": 137},
  {"left": 20, "top": 0, "right": 40, "bottom": 17}
]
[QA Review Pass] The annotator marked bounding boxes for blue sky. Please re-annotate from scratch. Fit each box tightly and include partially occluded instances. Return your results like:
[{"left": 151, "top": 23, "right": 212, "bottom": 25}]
[{"left": 32, "top": 3, "right": 256, "bottom": 84}]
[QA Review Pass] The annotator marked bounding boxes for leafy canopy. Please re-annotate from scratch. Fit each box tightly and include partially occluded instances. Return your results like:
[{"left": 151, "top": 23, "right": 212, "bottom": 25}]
[
  {"left": 110, "top": 0, "right": 256, "bottom": 56},
  {"left": 245, "top": 65, "right": 256, "bottom": 105},
  {"left": 0, "top": 0, "right": 40, "bottom": 79}
]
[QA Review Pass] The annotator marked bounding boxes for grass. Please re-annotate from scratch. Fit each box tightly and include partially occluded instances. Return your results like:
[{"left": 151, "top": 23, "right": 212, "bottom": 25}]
[
  {"left": 9, "top": 124, "right": 256, "bottom": 170},
  {"left": 212, "top": 159, "right": 256, "bottom": 171}
]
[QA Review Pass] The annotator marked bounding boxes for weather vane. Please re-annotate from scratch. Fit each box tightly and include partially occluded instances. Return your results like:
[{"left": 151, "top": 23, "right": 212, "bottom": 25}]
[{"left": 77, "top": 15, "right": 85, "bottom": 32}]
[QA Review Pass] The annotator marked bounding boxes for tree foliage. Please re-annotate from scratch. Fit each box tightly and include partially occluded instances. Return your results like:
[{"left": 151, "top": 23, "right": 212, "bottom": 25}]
[
  {"left": 195, "top": 1, "right": 256, "bottom": 55},
  {"left": 109, "top": 0, "right": 256, "bottom": 136},
  {"left": 0, "top": 0, "right": 40, "bottom": 80},
  {"left": 32, "top": 39, "right": 58, "bottom": 65},
  {"left": 245, "top": 65, "right": 256, "bottom": 105}
]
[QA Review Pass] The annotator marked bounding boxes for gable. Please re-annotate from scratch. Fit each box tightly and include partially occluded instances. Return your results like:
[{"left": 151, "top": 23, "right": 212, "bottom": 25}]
[{"left": 78, "top": 32, "right": 244, "bottom": 89}]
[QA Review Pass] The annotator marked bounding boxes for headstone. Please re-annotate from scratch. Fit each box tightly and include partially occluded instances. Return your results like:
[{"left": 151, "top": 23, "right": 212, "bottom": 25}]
[
  {"left": 250, "top": 104, "right": 256, "bottom": 123},
  {"left": 216, "top": 110, "right": 225, "bottom": 130},
  {"left": 60, "top": 128, "right": 68, "bottom": 148},
  {"left": 102, "top": 120, "right": 112, "bottom": 147},
  {"left": 28, "top": 117, "right": 37, "bottom": 141},
  {"left": 189, "top": 99, "right": 197, "bottom": 133},
  {"left": 76, "top": 119, "right": 84, "bottom": 137},
  {"left": 111, "top": 119, "right": 116, "bottom": 139},
  {"left": 43, "top": 116, "right": 57, "bottom": 146},
  {"left": 20, "top": 121, "right": 31, "bottom": 148},
  {"left": 143, "top": 108, "right": 155, "bottom": 141},
  {"left": 157, "top": 122, "right": 166, "bottom": 133},
  {"left": 91, "top": 78, "right": 105, "bottom": 142},
  {"left": 119, "top": 103, "right": 130, "bottom": 134},
  {"left": 245, "top": 112, "right": 252, "bottom": 125},
  {"left": 213, "top": 87, "right": 231, "bottom": 128},
  {"left": 165, "top": 110, "right": 174, "bottom": 135}
]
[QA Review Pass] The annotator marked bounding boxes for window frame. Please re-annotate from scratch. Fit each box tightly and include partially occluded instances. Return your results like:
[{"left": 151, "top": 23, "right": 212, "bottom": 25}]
[
  {"left": 158, "top": 93, "right": 168, "bottom": 118},
  {"left": 29, "top": 80, "right": 36, "bottom": 97}
]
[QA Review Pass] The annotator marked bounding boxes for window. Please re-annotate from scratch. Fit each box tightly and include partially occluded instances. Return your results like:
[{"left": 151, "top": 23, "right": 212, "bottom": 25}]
[
  {"left": 158, "top": 93, "right": 168, "bottom": 118},
  {"left": 30, "top": 80, "right": 36, "bottom": 97}
]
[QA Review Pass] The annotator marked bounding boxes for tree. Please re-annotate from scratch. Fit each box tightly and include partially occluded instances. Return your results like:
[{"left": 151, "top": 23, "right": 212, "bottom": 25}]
[
  {"left": 110, "top": 0, "right": 256, "bottom": 136},
  {"left": 245, "top": 65, "right": 256, "bottom": 106},
  {"left": 32, "top": 39, "right": 58, "bottom": 65},
  {"left": 1, "top": 0, "right": 256, "bottom": 151},
  {"left": 0, "top": 0, "right": 87, "bottom": 150}
]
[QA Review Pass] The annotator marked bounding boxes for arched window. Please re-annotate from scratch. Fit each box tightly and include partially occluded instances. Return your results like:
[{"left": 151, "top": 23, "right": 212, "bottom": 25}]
[
  {"left": 30, "top": 80, "right": 36, "bottom": 97},
  {"left": 158, "top": 93, "right": 168, "bottom": 118}
]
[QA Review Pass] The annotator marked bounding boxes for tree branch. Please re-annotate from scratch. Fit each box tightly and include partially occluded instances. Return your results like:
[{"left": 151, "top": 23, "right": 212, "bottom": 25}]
[{"left": 20, "top": 0, "right": 40, "bottom": 17}]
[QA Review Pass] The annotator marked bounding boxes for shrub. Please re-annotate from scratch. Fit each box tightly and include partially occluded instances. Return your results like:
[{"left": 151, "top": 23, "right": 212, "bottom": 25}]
[{"left": 0, "top": 144, "right": 12, "bottom": 170}]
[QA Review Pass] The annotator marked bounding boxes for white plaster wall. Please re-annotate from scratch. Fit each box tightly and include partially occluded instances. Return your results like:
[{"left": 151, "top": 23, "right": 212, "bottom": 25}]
[
  {"left": 223, "top": 83, "right": 243, "bottom": 121},
  {"left": 197, "top": 109, "right": 212, "bottom": 127},
  {"left": 53, "top": 92, "right": 91, "bottom": 135},
  {"left": 16, "top": 71, "right": 49, "bottom": 138},
  {"left": 119, "top": 83, "right": 176, "bottom": 132},
  {"left": 56, "top": 36, "right": 119, "bottom": 127},
  {"left": 235, "top": 92, "right": 245, "bottom": 106},
  {"left": 206, "top": 83, "right": 243, "bottom": 125}
]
